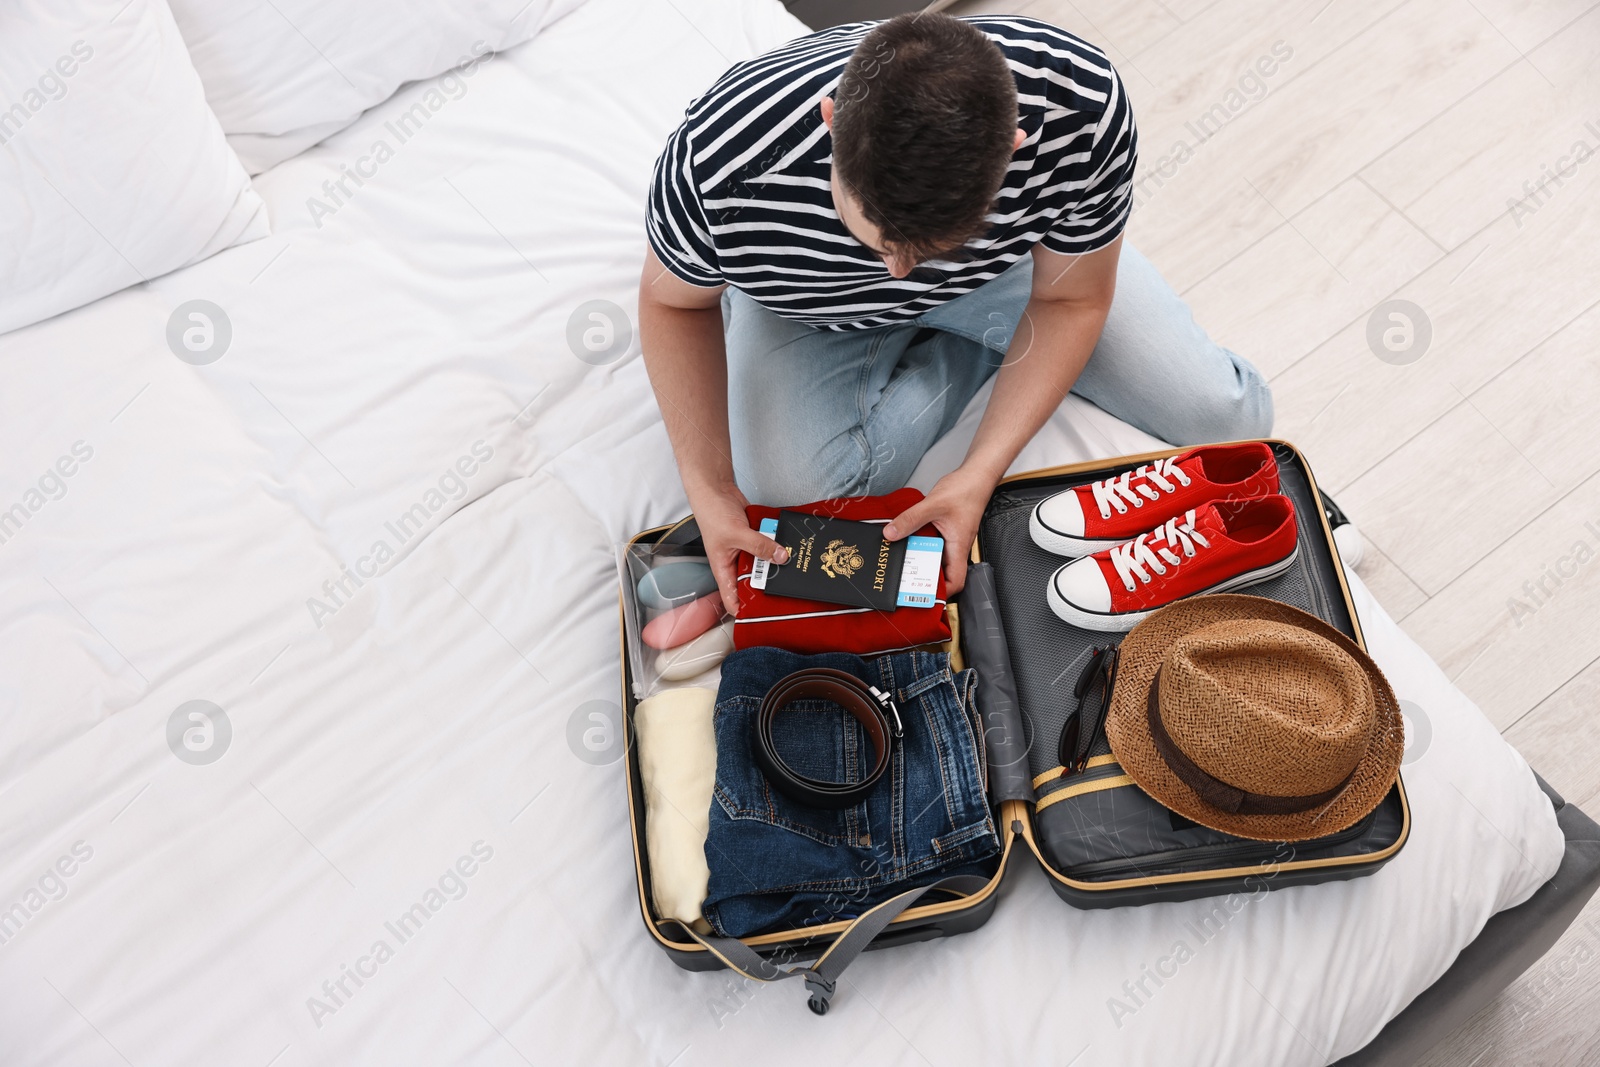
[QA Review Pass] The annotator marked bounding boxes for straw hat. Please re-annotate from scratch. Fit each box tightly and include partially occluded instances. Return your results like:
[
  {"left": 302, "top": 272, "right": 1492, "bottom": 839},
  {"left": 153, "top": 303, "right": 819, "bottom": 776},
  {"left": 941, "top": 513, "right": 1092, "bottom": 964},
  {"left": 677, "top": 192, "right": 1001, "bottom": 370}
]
[{"left": 1103, "top": 594, "right": 1403, "bottom": 842}]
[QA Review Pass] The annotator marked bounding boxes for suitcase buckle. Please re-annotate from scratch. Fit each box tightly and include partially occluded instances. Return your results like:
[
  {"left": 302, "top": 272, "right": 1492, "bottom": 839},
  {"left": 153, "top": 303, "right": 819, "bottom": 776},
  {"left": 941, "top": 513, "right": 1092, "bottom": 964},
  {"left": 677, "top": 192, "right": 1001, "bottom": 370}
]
[{"left": 804, "top": 971, "right": 836, "bottom": 1015}]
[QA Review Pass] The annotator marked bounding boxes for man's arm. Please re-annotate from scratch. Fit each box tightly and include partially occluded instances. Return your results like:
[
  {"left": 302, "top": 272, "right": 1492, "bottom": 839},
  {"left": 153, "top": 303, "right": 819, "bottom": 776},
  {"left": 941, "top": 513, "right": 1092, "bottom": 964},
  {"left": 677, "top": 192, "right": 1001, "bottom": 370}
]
[
  {"left": 883, "top": 237, "right": 1122, "bottom": 592},
  {"left": 637, "top": 247, "right": 787, "bottom": 616}
]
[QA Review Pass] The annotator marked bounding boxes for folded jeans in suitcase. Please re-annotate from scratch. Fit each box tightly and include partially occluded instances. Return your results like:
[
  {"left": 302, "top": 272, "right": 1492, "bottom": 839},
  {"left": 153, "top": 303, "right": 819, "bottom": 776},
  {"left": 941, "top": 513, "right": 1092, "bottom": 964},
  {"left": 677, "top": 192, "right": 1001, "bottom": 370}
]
[{"left": 702, "top": 646, "right": 999, "bottom": 938}]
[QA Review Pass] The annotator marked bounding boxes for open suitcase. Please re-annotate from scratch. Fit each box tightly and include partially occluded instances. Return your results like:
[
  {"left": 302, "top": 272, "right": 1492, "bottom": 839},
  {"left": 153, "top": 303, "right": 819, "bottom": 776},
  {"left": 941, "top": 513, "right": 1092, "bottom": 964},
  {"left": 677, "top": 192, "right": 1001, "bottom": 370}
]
[{"left": 617, "top": 440, "right": 1410, "bottom": 1012}]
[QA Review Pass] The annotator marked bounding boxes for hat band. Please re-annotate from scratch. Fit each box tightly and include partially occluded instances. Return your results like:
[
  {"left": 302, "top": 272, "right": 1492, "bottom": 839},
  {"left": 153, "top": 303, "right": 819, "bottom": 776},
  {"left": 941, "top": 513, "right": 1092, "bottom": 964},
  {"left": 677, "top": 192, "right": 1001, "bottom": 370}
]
[{"left": 1145, "top": 669, "right": 1356, "bottom": 817}]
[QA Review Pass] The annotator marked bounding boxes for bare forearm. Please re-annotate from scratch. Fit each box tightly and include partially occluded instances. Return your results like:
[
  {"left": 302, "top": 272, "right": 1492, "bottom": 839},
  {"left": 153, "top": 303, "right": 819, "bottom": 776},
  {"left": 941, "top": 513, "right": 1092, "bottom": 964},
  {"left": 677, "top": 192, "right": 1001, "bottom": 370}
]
[
  {"left": 637, "top": 298, "right": 735, "bottom": 499},
  {"left": 883, "top": 241, "right": 1119, "bottom": 594},
  {"left": 637, "top": 277, "right": 785, "bottom": 614},
  {"left": 960, "top": 295, "right": 1110, "bottom": 485}
]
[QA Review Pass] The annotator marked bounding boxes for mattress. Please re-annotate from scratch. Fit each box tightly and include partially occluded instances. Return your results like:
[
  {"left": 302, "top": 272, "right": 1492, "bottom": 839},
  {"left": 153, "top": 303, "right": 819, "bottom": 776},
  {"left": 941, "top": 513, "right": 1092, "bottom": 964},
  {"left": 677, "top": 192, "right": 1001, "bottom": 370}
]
[{"left": 0, "top": 0, "right": 1567, "bottom": 1063}]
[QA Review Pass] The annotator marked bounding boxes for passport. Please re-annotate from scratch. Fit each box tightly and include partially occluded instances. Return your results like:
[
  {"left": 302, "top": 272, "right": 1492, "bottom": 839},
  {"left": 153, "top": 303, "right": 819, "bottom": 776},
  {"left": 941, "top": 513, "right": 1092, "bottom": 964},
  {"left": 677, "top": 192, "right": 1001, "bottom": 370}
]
[{"left": 764, "top": 510, "right": 906, "bottom": 611}]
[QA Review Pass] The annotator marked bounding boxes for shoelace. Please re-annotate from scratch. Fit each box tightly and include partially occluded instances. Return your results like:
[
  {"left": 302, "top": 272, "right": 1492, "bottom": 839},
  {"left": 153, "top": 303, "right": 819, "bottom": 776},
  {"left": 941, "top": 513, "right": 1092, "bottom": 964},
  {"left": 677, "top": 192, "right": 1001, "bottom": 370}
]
[
  {"left": 1088, "top": 457, "right": 1192, "bottom": 520},
  {"left": 1108, "top": 509, "right": 1212, "bottom": 592}
]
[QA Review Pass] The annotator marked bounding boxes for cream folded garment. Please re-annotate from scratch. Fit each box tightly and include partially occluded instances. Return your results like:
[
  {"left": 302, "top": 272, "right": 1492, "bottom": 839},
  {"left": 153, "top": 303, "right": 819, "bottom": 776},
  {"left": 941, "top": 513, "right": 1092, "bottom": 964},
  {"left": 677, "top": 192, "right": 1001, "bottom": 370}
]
[{"left": 634, "top": 686, "right": 718, "bottom": 930}]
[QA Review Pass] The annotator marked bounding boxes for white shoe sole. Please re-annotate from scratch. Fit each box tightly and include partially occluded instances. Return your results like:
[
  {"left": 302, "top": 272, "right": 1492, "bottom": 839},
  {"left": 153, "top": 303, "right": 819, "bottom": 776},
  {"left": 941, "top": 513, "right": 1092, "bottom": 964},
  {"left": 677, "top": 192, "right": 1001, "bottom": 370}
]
[
  {"left": 1028, "top": 505, "right": 1132, "bottom": 558},
  {"left": 1047, "top": 543, "right": 1301, "bottom": 632}
]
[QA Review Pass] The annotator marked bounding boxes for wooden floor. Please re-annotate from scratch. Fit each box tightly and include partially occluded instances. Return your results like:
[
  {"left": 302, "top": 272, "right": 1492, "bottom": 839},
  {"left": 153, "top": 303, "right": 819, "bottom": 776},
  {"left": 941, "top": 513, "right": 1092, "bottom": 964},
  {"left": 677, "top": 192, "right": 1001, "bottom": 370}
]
[{"left": 936, "top": 0, "right": 1600, "bottom": 1060}]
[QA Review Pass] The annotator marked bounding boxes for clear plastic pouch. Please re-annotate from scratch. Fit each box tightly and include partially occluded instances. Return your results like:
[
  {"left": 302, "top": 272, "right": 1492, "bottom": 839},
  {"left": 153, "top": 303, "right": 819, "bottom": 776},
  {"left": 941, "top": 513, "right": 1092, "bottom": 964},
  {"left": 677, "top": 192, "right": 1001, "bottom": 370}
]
[{"left": 616, "top": 540, "right": 730, "bottom": 700}]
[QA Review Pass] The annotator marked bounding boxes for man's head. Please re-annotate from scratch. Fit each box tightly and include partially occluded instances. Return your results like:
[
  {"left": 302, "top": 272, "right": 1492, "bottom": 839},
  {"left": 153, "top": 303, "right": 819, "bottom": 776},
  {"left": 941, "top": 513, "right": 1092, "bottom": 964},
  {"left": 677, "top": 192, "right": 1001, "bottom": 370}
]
[{"left": 822, "top": 14, "right": 1022, "bottom": 278}]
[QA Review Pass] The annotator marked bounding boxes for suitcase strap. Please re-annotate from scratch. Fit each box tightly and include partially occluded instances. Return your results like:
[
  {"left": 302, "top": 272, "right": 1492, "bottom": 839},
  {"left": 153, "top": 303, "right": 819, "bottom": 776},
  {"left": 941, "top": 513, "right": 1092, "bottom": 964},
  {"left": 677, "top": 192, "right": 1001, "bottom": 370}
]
[{"left": 686, "top": 874, "right": 989, "bottom": 1016}]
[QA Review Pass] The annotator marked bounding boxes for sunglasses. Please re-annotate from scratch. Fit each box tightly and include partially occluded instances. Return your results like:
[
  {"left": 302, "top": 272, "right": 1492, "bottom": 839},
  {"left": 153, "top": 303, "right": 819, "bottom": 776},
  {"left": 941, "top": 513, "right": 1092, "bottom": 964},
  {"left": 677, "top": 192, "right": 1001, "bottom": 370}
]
[{"left": 1058, "top": 645, "right": 1119, "bottom": 778}]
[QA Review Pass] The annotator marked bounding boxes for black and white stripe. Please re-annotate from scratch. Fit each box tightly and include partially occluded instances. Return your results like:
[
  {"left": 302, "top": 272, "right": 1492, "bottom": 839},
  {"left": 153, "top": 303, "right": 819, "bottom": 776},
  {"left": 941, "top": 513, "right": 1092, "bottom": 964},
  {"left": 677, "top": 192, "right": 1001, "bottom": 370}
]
[{"left": 646, "top": 16, "right": 1138, "bottom": 331}]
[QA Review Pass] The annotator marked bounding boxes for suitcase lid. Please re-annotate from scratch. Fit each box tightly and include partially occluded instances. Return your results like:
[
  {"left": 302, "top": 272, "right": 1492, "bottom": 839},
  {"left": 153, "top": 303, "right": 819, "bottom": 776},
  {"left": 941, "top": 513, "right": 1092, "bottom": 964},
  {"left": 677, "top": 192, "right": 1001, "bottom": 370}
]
[{"left": 966, "top": 439, "right": 1409, "bottom": 901}]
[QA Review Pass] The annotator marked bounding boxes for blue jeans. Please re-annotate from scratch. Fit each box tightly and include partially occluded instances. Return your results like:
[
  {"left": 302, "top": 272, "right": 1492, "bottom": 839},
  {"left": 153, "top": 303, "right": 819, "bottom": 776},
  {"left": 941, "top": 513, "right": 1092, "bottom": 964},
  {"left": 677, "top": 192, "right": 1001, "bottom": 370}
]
[
  {"left": 724, "top": 244, "right": 1274, "bottom": 505},
  {"left": 702, "top": 647, "right": 999, "bottom": 939}
]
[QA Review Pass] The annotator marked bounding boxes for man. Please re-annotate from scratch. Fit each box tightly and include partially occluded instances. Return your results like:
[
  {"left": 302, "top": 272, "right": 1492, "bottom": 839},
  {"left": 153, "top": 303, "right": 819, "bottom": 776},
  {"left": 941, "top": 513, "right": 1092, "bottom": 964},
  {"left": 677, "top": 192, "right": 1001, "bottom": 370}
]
[{"left": 639, "top": 13, "right": 1272, "bottom": 615}]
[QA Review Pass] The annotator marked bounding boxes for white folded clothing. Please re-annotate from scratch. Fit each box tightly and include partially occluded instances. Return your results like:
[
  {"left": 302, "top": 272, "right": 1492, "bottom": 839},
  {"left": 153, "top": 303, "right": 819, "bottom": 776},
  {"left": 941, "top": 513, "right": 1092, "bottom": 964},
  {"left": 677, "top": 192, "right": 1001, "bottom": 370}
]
[{"left": 634, "top": 686, "right": 718, "bottom": 929}]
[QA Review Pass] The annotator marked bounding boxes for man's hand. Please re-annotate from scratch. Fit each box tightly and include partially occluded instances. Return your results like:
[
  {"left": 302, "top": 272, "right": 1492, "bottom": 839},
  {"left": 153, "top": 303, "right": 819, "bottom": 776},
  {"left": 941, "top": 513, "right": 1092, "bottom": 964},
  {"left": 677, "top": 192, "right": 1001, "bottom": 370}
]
[
  {"left": 692, "top": 481, "right": 789, "bottom": 617},
  {"left": 882, "top": 466, "right": 995, "bottom": 596}
]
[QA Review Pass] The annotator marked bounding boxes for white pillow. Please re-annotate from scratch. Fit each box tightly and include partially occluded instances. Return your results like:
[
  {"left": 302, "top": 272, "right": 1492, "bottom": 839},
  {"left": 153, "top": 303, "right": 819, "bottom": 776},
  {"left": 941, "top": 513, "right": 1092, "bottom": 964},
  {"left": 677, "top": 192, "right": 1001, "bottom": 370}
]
[
  {"left": 168, "top": 0, "right": 589, "bottom": 174},
  {"left": 0, "top": 0, "right": 268, "bottom": 336}
]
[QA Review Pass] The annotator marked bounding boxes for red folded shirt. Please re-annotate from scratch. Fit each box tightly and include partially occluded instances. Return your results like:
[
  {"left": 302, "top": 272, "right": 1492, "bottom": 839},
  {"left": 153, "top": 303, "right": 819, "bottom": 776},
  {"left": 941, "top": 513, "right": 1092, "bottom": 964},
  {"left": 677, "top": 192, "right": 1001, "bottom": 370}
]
[{"left": 733, "top": 489, "right": 951, "bottom": 655}]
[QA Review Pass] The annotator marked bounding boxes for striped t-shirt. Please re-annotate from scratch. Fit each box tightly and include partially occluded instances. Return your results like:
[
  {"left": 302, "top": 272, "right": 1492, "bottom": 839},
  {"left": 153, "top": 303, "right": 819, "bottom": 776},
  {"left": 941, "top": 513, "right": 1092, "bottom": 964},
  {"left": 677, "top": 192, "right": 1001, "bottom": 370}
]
[{"left": 646, "top": 16, "right": 1138, "bottom": 331}]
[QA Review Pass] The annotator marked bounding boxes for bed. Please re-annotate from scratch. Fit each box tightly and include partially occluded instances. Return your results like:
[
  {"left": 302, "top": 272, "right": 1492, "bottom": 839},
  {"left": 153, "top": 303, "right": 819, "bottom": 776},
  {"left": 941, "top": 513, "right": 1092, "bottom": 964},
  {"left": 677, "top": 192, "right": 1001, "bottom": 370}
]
[{"left": 0, "top": 0, "right": 1594, "bottom": 1063}]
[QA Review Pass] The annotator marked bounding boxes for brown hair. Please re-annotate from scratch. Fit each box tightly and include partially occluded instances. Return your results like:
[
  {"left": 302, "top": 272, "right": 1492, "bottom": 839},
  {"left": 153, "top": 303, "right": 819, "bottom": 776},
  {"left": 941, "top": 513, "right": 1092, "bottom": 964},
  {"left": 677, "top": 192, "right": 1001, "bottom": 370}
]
[{"left": 831, "top": 14, "right": 1019, "bottom": 262}]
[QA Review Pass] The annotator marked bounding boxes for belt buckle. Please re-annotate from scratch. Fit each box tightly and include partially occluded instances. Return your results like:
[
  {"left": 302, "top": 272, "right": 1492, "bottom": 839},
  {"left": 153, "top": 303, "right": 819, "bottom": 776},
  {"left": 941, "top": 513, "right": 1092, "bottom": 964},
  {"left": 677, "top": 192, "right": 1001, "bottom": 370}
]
[{"left": 868, "top": 684, "right": 903, "bottom": 738}]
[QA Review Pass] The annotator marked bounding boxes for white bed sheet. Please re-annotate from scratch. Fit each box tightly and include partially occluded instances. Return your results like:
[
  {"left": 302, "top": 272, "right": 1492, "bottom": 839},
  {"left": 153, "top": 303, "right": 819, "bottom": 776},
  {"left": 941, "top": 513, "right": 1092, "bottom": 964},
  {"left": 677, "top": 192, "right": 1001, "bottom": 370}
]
[{"left": 0, "top": 1, "right": 1565, "bottom": 1064}]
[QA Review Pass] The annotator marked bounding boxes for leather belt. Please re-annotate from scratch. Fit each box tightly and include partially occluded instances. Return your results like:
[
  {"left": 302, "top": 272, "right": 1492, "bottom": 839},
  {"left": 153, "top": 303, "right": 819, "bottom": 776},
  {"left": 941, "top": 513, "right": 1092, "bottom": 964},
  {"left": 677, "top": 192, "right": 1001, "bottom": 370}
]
[{"left": 752, "top": 668, "right": 903, "bottom": 810}]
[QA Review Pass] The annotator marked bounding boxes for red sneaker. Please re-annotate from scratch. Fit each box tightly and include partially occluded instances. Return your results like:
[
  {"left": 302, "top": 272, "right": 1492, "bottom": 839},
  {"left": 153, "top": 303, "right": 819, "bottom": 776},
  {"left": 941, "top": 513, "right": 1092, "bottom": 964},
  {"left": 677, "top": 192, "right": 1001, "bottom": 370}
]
[
  {"left": 1047, "top": 495, "right": 1298, "bottom": 631},
  {"left": 1029, "top": 443, "right": 1279, "bottom": 557}
]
